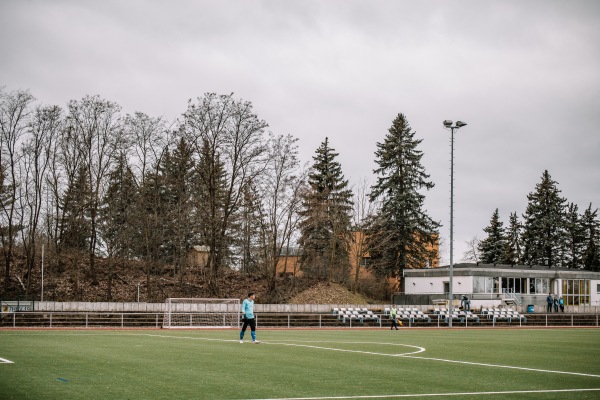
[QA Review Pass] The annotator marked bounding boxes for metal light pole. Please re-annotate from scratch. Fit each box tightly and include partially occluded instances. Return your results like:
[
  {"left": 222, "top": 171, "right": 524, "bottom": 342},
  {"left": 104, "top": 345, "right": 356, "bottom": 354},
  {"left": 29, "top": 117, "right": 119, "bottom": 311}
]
[
  {"left": 41, "top": 244, "right": 45, "bottom": 302},
  {"left": 443, "top": 120, "right": 467, "bottom": 327}
]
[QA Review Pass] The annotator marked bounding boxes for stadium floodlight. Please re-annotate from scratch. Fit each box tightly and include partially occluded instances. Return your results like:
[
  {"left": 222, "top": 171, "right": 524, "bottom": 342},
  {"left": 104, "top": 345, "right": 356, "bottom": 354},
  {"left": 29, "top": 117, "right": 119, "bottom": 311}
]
[
  {"left": 443, "top": 120, "right": 468, "bottom": 327},
  {"left": 163, "top": 298, "right": 240, "bottom": 328}
]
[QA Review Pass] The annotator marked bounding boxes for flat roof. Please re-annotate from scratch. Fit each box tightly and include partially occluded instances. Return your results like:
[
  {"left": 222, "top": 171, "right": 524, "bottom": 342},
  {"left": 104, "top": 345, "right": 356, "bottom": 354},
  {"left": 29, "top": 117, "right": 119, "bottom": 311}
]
[{"left": 403, "top": 263, "right": 600, "bottom": 280}]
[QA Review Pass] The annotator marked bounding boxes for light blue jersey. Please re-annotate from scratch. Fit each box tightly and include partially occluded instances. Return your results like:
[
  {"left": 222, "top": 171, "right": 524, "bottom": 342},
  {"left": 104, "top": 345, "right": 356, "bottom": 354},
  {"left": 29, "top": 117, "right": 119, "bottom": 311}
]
[{"left": 241, "top": 299, "right": 255, "bottom": 319}]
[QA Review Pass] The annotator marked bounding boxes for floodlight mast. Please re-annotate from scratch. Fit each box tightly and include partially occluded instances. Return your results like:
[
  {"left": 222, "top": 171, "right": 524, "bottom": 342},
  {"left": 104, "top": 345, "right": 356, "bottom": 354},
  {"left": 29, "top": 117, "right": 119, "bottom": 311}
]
[{"left": 443, "top": 120, "right": 467, "bottom": 327}]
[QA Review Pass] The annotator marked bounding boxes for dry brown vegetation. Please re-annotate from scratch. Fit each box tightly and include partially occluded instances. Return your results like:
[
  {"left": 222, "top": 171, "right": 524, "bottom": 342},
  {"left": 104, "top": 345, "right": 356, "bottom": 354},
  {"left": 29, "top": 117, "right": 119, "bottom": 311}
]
[{"left": 1, "top": 252, "right": 383, "bottom": 305}]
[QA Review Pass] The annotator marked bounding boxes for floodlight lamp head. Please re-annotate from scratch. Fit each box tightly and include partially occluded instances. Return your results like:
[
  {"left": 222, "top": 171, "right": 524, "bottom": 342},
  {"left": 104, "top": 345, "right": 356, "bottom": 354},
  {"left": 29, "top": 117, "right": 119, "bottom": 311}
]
[
  {"left": 443, "top": 120, "right": 453, "bottom": 128},
  {"left": 455, "top": 121, "right": 467, "bottom": 128}
]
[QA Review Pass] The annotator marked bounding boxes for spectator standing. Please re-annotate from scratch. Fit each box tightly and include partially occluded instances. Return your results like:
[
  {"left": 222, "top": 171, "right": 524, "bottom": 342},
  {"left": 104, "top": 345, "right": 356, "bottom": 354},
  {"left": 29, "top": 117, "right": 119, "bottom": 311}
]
[
  {"left": 390, "top": 305, "right": 399, "bottom": 330},
  {"left": 559, "top": 297, "right": 565, "bottom": 312},
  {"left": 554, "top": 297, "right": 559, "bottom": 313},
  {"left": 546, "top": 293, "right": 553, "bottom": 313}
]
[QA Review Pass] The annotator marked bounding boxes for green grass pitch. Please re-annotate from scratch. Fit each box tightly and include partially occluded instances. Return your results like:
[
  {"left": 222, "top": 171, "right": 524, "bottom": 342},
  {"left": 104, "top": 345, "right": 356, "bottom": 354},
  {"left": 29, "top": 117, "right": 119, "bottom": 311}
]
[{"left": 1, "top": 328, "right": 599, "bottom": 399}]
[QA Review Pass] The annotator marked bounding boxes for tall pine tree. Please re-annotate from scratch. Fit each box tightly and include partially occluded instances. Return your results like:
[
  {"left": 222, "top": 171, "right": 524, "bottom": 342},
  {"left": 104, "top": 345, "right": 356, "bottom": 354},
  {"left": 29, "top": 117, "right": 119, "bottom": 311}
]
[
  {"left": 581, "top": 204, "right": 600, "bottom": 271},
  {"left": 478, "top": 208, "right": 507, "bottom": 264},
  {"left": 522, "top": 170, "right": 567, "bottom": 267},
  {"left": 563, "top": 203, "right": 586, "bottom": 269},
  {"left": 299, "top": 137, "right": 353, "bottom": 282},
  {"left": 502, "top": 212, "right": 523, "bottom": 265},
  {"left": 367, "top": 113, "right": 439, "bottom": 288},
  {"left": 99, "top": 153, "right": 138, "bottom": 259}
]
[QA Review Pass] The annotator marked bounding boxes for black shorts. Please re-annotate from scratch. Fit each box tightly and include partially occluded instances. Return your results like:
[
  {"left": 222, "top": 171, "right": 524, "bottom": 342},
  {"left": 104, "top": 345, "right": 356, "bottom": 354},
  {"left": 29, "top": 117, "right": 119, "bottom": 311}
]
[{"left": 241, "top": 317, "right": 256, "bottom": 331}]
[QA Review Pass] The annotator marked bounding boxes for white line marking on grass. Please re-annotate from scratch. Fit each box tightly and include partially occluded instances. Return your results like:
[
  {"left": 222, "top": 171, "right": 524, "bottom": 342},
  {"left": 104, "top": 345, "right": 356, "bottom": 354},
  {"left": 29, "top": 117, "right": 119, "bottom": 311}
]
[
  {"left": 401, "top": 354, "right": 600, "bottom": 378},
  {"left": 245, "top": 388, "right": 600, "bottom": 400},
  {"left": 145, "top": 334, "right": 425, "bottom": 357},
  {"left": 0, "top": 357, "right": 14, "bottom": 364},
  {"left": 265, "top": 341, "right": 425, "bottom": 357},
  {"left": 144, "top": 334, "right": 600, "bottom": 378}
]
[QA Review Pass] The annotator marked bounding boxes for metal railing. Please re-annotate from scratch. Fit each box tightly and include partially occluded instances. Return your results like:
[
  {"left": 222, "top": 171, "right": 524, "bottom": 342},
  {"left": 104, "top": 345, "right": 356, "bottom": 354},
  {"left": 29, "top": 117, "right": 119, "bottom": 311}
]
[
  {"left": 1, "top": 311, "right": 599, "bottom": 329},
  {"left": 502, "top": 288, "right": 523, "bottom": 305}
]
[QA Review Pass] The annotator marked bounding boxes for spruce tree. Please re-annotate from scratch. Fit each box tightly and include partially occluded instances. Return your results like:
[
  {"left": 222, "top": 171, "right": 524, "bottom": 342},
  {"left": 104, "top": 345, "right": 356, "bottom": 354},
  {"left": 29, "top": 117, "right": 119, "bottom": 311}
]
[
  {"left": 99, "top": 154, "right": 138, "bottom": 259},
  {"left": 581, "top": 204, "right": 600, "bottom": 271},
  {"left": 192, "top": 139, "right": 229, "bottom": 275},
  {"left": 563, "top": 203, "right": 586, "bottom": 269},
  {"left": 299, "top": 137, "right": 353, "bottom": 282},
  {"left": 61, "top": 166, "right": 92, "bottom": 252},
  {"left": 367, "top": 113, "right": 440, "bottom": 285},
  {"left": 160, "top": 136, "right": 196, "bottom": 272},
  {"left": 502, "top": 212, "right": 523, "bottom": 265},
  {"left": 478, "top": 208, "right": 507, "bottom": 264},
  {"left": 99, "top": 154, "right": 138, "bottom": 299},
  {"left": 522, "top": 170, "right": 567, "bottom": 267}
]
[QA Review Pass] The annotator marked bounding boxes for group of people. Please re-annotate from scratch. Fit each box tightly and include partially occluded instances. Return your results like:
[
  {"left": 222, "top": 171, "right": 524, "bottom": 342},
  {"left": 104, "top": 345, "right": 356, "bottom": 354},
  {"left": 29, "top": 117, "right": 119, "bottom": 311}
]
[{"left": 546, "top": 293, "right": 565, "bottom": 313}]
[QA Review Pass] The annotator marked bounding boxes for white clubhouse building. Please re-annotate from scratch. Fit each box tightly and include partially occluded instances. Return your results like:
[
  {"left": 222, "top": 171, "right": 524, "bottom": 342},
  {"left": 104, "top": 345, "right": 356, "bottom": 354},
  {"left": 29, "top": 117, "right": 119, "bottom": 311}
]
[{"left": 401, "top": 263, "right": 600, "bottom": 311}]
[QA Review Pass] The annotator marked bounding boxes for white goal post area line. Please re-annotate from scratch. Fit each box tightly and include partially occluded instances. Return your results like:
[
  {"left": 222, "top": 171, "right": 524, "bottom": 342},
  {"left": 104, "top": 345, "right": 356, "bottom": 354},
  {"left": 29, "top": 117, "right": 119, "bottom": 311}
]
[{"left": 0, "top": 357, "right": 14, "bottom": 364}]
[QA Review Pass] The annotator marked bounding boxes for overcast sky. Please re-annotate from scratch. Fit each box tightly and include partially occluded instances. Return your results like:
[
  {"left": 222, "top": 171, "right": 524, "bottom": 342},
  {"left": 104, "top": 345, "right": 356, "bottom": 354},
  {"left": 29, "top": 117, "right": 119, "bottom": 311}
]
[{"left": 1, "top": 0, "right": 599, "bottom": 264}]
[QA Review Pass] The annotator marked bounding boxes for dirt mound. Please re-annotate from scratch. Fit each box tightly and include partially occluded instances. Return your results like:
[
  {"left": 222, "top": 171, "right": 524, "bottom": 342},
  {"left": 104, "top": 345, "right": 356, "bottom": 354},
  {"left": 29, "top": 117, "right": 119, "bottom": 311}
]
[{"left": 288, "top": 282, "right": 373, "bottom": 304}]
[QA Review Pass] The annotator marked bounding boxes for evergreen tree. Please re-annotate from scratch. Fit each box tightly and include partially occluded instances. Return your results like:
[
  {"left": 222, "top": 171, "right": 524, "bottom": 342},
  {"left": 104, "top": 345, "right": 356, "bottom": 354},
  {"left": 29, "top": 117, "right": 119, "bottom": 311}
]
[
  {"left": 299, "top": 137, "right": 353, "bottom": 282},
  {"left": 61, "top": 166, "right": 91, "bottom": 252},
  {"left": 99, "top": 154, "right": 138, "bottom": 259},
  {"left": 236, "top": 180, "right": 267, "bottom": 275},
  {"left": 98, "top": 154, "right": 138, "bottom": 299},
  {"left": 563, "top": 203, "right": 586, "bottom": 269},
  {"left": 522, "top": 170, "right": 567, "bottom": 267},
  {"left": 478, "top": 208, "right": 507, "bottom": 264},
  {"left": 136, "top": 156, "right": 170, "bottom": 266},
  {"left": 581, "top": 204, "right": 600, "bottom": 271},
  {"left": 160, "top": 136, "right": 196, "bottom": 273},
  {"left": 192, "top": 138, "right": 229, "bottom": 272},
  {"left": 502, "top": 212, "right": 523, "bottom": 265},
  {"left": 367, "top": 113, "right": 439, "bottom": 286}
]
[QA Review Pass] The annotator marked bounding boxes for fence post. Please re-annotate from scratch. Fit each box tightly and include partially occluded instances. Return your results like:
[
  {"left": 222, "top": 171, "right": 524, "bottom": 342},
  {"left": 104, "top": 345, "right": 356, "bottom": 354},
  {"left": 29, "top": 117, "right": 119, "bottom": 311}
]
[{"left": 319, "top": 314, "right": 322, "bottom": 328}]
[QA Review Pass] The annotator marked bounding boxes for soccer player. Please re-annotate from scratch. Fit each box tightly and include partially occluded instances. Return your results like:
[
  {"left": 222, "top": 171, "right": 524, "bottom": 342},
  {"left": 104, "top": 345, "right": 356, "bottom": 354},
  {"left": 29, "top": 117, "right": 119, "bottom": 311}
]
[{"left": 240, "top": 292, "right": 260, "bottom": 344}]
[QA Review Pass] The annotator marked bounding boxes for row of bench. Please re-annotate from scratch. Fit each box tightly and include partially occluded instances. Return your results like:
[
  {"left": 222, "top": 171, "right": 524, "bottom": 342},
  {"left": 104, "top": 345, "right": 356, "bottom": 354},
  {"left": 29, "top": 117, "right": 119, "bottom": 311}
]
[
  {"left": 333, "top": 306, "right": 528, "bottom": 325},
  {"left": 333, "top": 308, "right": 381, "bottom": 323}
]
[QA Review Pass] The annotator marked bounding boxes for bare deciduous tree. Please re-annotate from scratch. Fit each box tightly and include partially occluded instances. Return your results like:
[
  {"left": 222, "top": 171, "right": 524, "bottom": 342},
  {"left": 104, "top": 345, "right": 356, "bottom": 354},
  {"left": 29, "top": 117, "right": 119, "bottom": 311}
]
[
  {"left": 19, "top": 105, "right": 61, "bottom": 296},
  {"left": 462, "top": 236, "right": 481, "bottom": 263},
  {"left": 183, "top": 93, "right": 268, "bottom": 294},
  {"left": 66, "top": 95, "right": 123, "bottom": 283},
  {"left": 0, "top": 87, "right": 34, "bottom": 288}
]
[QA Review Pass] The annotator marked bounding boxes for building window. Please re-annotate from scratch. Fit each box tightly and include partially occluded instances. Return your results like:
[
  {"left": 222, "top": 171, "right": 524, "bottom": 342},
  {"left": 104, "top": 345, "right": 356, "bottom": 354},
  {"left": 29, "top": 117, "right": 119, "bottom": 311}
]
[
  {"left": 562, "top": 279, "right": 590, "bottom": 306},
  {"left": 530, "top": 278, "right": 549, "bottom": 294},
  {"left": 473, "top": 276, "right": 493, "bottom": 293},
  {"left": 597, "top": 283, "right": 600, "bottom": 294},
  {"left": 501, "top": 277, "right": 527, "bottom": 294}
]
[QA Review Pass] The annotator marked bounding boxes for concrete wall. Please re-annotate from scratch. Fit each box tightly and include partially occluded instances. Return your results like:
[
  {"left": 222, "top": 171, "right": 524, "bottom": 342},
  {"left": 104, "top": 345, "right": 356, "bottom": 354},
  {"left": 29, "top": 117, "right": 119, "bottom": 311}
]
[{"left": 404, "top": 275, "right": 473, "bottom": 296}]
